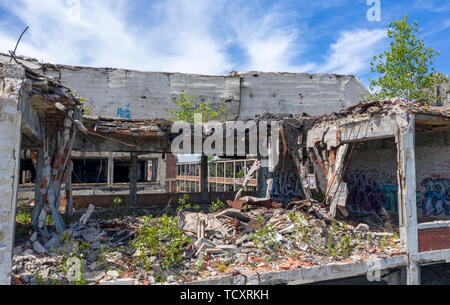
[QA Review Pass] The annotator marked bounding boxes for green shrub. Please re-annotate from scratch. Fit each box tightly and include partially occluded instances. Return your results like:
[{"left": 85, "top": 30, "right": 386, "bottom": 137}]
[
  {"left": 131, "top": 215, "right": 191, "bottom": 270},
  {"left": 209, "top": 199, "right": 225, "bottom": 214},
  {"left": 249, "top": 225, "right": 281, "bottom": 252}
]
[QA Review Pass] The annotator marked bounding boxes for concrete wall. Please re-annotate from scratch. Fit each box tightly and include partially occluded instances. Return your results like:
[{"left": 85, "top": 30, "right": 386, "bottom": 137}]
[
  {"left": 42, "top": 67, "right": 241, "bottom": 120},
  {"left": 51, "top": 69, "right": 368, "bottom": 119},
  {"left": 238, "top": 72, "right": 368, "bottom": 118},
  {"left": 344, "top": 130, "right": 450, "bottom": 220},
  {"left": 271, "top": 153, "right": 304, "bottom": 203},
  {"left": 0, "top": 64, "right": 24, "bottom": 284},
  {"left": 0, "top": 55, "right": 369, "bottom": 120}
]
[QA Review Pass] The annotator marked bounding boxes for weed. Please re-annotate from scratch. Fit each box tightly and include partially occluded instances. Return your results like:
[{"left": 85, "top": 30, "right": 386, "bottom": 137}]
[
  {"left": 131, "top": 214, "right": 191, "bottom": 270},
  {"left": 209, "top": 199, "right": 225, "bottom": 214},
  {"left": 249, "top": 225, "right": 281, "bottom": 252}
]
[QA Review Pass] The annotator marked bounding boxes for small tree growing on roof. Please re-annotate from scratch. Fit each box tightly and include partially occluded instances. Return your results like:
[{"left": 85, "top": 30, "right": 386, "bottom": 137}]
[
  {"left": 369, "top": 15, "right": 448, "bottom": 105},
  {"left": 169, "top": 90, "right": 225, "bottom": 123}
]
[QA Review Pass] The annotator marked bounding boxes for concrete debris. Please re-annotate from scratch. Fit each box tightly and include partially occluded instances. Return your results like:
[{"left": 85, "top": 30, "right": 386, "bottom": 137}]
[
  {"left": 32, "top": 241, "right": 47, "bottom": 254},
  {"left": 79, "top": 204, "right": 95, "bottom": 226},
  {"left": 30, "top": 232, "right": 37, "bottom": 242},
  {"left": 216, "top": 209, "right": 250, "bottom": 222},
  {"left": 356, "top": 223, "right": 370, "bottom": 232},
  {"left": 11, "top": 200, "right": 402, "bottom": 285}
]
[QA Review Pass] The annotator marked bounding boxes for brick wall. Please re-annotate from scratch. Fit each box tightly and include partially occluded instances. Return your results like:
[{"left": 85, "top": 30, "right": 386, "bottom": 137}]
[
  {"left": 418, "top": 227, "right": 450, "bottom": 252},
  {"left": 165, "top": 153, "right": 177, "bottom": 192}
]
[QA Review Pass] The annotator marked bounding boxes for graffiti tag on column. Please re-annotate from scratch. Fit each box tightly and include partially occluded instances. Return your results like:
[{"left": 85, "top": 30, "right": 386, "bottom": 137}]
[
  {"left": 419, "top": 178, "right": 449, "bottom": 216},
  {"left": 271, "top": 168, "right": 303, "bottom": 203}
]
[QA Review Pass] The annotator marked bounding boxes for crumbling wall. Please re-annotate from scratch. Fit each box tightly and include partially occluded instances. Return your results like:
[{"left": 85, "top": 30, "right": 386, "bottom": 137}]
[
  {"left": 271, "top": 153, "right": 304, "bottom": 203},
  {"left": 0, "top": 55, "right": 369, "bottom": 121},
  {"left": 39, "top": 67, "right": 242, "bottom": 120},
  {"left": 238, "top": 72, "right": 369, "bottom": 118}
]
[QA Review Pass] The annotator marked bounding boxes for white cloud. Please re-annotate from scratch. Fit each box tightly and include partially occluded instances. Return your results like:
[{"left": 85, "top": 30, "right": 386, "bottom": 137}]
[
  {"left": 317, "top": 29, "right": 386, "bottom": 75},
  {"left": 228, "top": 9, "right": 316, "bottom": 72},
  {"left": 0, "top": 0, "right": 385, "bottom": 77},
  {"left": 0, "top": 0, "right": 232, "bottom": 74}
]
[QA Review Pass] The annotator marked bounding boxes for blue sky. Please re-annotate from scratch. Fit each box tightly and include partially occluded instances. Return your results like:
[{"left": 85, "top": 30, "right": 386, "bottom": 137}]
[{"left": 0, "top": 0, "right": 449, "bottom": 87}]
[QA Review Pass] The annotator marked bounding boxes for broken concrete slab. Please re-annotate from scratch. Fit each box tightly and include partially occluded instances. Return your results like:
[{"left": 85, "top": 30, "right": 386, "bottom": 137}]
[{"left": 216, "top": 209, "right": 250, "bottom": 222}]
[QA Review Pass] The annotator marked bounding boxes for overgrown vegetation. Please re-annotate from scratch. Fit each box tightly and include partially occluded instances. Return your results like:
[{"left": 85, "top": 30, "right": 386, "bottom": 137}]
[
  {"left": 249, "top": 225, "right": 282, "bottom": 252},
  {"left": 52, "top": 232, "right": 88, "bottom": 285},
  {"left": 131, "top": 214, "right": 191, "bottom": 270},
  {"left": 208, "top": 199, "right": 225, "bottom": 214},
  {"left": 169, "top": 90, "right": 225, "bottom": 123},
  {"left": 176, "top": 194, "right": 199, "bottom": 213},
  {"left": 369, "top": 15, "right": 448, "bottom": 105}
]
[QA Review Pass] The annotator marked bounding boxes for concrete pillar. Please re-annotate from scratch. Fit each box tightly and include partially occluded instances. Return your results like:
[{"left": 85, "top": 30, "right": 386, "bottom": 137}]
[
  {"left": 107, "top": 152, "right": 114, "bottom": 187},
  {"left": 130, "top": 153, "right": 138, "bottom": 207},
  {"left": 396, "top": 112, "right": 419, "bottom": 285},
  {"left": 151, "top": 159, "right": 157, "bottom": 182},
  {"left": 0, "top": 63, "right": 24, "bottom": 285},
  {"left": 200, "top": 155, "right": 208, "bottom": 203},
  {"left": 233, "top": 161, "right": 236, "bottom": 191}
]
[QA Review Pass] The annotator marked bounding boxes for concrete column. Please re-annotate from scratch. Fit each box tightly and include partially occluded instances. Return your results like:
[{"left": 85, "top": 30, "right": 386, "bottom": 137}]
[
  {"left": 215, "top": 161, "right": 218, "bottom": 192},
  {"left": 151, "top": 159, "right": 157, "bottom": 182},
  {"left": 130, "top": 153, "right": 138, "bottom": 207},
  {"left": 233, "top": 161, "right": 236, "bottom": 191},
  {"left": 396, "top": 112, "right": 419, "bottom": 285},
  {"left": 243, "top": 161, "right": 247, "bottom": 191},
  {"left": 200, "top": 155, "right": 208, "bottom": 203},
  {"left": 107, "top": 152, "right": 114, "bottom": 187},
  {"left": 0, "top": 63, "right": 24, "bottom": 285}
]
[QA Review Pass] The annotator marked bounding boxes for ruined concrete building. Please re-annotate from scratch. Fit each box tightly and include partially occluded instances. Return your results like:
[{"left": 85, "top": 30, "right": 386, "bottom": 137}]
[{"left": 1, "top": 53, "right": 449, "bottom": 285}]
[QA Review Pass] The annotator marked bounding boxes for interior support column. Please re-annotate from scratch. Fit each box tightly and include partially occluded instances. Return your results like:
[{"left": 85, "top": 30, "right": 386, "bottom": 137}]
[
  {"left": 396, "top": 111, "right": 420, "bottom": 285},
  {"left": 130, "top": 153, "right": 138, "bottom": 207},
  {"left": 200, "top": 155, "right": 208, "bottom": 204},
  {"left": 0, "top": 63, "right": 24, "bottom": 285},
  {"left": 107, "top": 152, "right": 114, "bottom": 187}
]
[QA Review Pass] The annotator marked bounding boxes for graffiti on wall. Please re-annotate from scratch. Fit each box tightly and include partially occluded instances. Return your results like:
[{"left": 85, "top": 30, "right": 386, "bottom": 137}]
[
  {"left": 418, "top": 178, "right": 449, "bottom": 216},
  {"left": 343, "top": 171, "right": 449, "bottom": 218},
  {"left": 343, "top": 171, "right": 397, "bottom": 216},
  {"left": 117, "top": 103, "right": 131, "bottom": 118},
  {"left": 271, "top": 168, "right": 304, "bottom": 203}
]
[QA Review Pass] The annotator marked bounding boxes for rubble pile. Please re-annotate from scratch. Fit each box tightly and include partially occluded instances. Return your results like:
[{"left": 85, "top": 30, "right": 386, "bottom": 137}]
[{"left": 12, "top": 200, "right": 402, "bottom": 285}]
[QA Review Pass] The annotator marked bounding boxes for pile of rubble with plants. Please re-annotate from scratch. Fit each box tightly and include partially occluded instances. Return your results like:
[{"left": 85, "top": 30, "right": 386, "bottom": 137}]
[{"left": 11, "top": 195, "right": 402, "bottom": 285}]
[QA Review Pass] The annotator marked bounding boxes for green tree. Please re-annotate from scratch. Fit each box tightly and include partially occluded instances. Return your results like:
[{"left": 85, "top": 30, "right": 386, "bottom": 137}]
[
  {"left": 369, "top": 15, "right": 448, "bottom": 105},
  {"left": 169, "top": 90, "right": 225, "bottom": 123}
]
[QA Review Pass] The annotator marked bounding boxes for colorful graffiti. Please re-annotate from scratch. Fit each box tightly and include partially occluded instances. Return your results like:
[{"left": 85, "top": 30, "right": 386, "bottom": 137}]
[
  {"left": 271, "top": 166, "right": 303, "bottom": 203},
  {"left": 419, "top": 178, "right": 449, "bottom": 216},
  {"left": 343, "top": 171, "right": 393, "bottom": 216},
  {"left": 117, "top": 103, "right": 131, "bottom": 118},
  {"left": 343, "top": 171, "right": 449, "bottom": 217}
]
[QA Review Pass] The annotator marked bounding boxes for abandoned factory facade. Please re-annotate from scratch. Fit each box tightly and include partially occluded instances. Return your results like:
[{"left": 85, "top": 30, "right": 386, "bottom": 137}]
[{"left": 0, "top": 53, "right": 449, "bottom": 285}]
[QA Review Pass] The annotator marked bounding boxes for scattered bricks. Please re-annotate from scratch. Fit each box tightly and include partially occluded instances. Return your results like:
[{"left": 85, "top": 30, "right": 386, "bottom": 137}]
[
  {"left": 280, "top": 264, "right": 291, "bottom": 270},
  {"left": 286, "top": 257, "right": 294, "bottom": 265}
]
